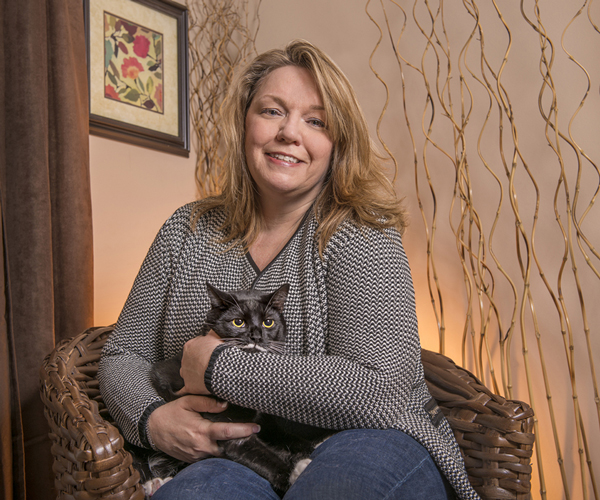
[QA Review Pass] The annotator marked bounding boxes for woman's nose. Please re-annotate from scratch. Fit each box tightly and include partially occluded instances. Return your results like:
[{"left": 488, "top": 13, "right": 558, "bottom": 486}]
[{"left": 277, "top": 116, "right": 300, "bottom": 144}]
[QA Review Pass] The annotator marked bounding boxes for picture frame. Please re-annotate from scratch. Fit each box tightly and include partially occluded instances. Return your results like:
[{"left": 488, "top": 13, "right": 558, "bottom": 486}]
[{"left": 84, "top": 0, "right": 190, "bottom": 157}]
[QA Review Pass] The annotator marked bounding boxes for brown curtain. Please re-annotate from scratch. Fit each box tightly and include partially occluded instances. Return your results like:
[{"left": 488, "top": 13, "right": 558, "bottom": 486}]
[{"left": 0, "top": 0, "right": 94, "bottom": 498}]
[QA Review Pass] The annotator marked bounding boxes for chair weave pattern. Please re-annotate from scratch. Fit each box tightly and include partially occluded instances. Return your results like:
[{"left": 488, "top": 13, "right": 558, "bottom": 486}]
[
  {"left": 421, "top": 349, "right": 535, "bottom": 500},
  {"left": 40, "top": 326, "right": 145, "bottom": 500},
  {"left": 40, "top": 326, "right": 534, "bottom": 499}
]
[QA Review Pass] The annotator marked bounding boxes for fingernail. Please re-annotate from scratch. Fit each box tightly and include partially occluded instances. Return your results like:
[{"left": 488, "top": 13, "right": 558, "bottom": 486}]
[
  {"left": 253, "top": 425, "right": 261, "bottom": 433},
  {"left": 218, "top": 401, "right": 228, "bottom": 408}
]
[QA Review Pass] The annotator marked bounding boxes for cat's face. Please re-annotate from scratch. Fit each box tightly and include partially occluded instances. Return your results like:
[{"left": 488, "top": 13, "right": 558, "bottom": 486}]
[{"left": 204, "top": 283, "right": 289, "bottom": 354}]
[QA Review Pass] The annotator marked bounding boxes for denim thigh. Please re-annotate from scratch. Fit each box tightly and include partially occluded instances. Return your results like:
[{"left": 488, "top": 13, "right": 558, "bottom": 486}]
[
  {"left": 151, "top": 458, "right": 280, "bottom": 500},
  {"left": 284, "top": 428, "right": 455, "bottom": 500},
  {"left": 150, "top": 429, "right": 455, "bottom": 500}
]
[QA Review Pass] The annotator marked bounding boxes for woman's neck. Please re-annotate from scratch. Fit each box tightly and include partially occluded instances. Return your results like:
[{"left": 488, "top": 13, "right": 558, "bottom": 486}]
[
  {"left": 260, "top": 197, "right": 313, "bottom": 233},
  {"left": 248, "top": 199, "right": 312, "bottom": 272}
]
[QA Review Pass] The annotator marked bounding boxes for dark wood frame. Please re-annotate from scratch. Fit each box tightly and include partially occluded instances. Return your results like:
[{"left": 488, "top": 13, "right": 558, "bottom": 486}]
[{"left": 84, "top": 0, "right": 190, "bottom": 157}]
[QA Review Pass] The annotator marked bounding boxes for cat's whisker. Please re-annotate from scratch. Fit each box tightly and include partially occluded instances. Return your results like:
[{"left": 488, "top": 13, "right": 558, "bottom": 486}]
[
  {"left": 219, "top": 337, "right": 287, "bottom": 355},
  {"left": 220, "top": 337, "right": 246, "bottom": 346},
  {"left": 229, "top": 294, "right": 242, "bottom": 310},
  {"left": 265, "top": 341, "right": 286, "bottom": 354}
]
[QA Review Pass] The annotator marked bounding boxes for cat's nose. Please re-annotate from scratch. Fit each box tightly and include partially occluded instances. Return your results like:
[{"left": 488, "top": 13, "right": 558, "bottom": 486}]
[{"left": 250, "top": 327, "right": 262, "bottom": 342}]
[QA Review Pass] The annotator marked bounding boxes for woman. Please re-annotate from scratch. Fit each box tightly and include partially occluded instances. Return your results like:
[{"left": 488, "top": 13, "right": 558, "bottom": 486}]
[{"left": 98, "top": 40, "right": 479, "bottom": 499}]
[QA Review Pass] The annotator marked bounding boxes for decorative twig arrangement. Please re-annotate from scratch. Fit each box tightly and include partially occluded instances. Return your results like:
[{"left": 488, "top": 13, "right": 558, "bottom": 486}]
[
  {"left": 366, "top": 0, "right": 599, "bottom": 498},
  {"left": 187, "top": 0, "right": 261, "bottom": 197}
]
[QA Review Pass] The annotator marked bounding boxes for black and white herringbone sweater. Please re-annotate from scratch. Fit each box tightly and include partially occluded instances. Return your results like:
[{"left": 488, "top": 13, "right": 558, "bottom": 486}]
[{"left": 98, "top": 202, "right": 480, "bottom": 500}]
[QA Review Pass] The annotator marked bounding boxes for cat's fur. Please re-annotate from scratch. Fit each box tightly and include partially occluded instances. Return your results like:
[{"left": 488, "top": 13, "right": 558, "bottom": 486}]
[{"left": 146, "top": 283, "right": 333, "bottom": 496}]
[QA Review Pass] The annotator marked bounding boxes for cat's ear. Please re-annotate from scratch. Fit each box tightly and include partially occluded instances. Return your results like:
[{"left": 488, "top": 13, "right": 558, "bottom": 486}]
[
  {"left": 268, "top": 283, "right": 290, "bottom": 312},
  {"left": 206, "top": 282, "right": 231, "bottom": 309}
]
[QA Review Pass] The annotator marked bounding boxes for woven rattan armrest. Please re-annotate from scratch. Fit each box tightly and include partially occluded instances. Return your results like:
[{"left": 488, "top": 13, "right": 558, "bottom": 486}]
[
  {"left": 421, "top": 349, "right": 535, "bottom": 500},
  {"left": 40, "top": 326, "right": 144, "bottom": 500},
  {"left": 40, "top": 326, "right": 534, "bottom": 500}
]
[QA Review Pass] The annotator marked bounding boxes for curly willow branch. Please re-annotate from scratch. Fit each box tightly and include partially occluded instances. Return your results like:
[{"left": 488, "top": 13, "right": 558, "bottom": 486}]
[
  {"left": 186, "top": 0, "right": 261, "bottom": 198},
  {"left": 367, "top": 0, "right": 600, "bottom": 498}
]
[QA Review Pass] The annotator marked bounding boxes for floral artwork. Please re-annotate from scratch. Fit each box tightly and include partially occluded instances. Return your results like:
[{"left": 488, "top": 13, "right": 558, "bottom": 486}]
[{"left": 103, "top": 12, "right": 164, "bottom": 114}]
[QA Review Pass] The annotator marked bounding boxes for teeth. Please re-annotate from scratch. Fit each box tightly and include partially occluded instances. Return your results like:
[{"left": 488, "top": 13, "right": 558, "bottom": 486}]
[{"left": 270, "top": 153, "right": 299, "bottom": 163}]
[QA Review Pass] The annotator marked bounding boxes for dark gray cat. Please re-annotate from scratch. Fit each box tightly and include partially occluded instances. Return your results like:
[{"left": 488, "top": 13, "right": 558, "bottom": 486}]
[{"left": 148, "top": 283, "right": 333, "bottom": 496}]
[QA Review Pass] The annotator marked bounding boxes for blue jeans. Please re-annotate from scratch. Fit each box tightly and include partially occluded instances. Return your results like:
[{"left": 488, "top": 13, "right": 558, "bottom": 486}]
[{"left": 152, "top": 429, "right": 455, "bottom": 499}]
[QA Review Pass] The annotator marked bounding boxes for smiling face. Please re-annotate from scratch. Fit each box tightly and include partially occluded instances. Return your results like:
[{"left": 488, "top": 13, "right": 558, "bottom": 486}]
[{"left": 244, "top": 65, "right": 334, "bottom": 207}]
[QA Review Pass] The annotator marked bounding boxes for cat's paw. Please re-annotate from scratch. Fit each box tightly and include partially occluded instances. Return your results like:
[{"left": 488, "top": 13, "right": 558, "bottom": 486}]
[
  {"left": 142, "top": 477, "right": 172, "bottom": 498},
  {"left": 289, "top": 458, "right": 312, "bottom": 485}
]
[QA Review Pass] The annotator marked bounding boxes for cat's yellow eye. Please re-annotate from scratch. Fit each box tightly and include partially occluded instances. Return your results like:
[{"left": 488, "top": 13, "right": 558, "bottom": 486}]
[
  {"left": 263, "top": 319, "right": 275, "bottom": 329},
  {"left": 232, "top": 319, "right": 245, "bottom": 328}
]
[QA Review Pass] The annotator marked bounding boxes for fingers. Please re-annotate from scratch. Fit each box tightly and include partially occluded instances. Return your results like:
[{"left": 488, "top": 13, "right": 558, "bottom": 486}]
[
  {"left": 180, "top": 395, "right": 261, "bottom": 439},
  {"left": 196, "top": 435, "right": 222, "bottom": 458},
  {"left": 180, "top": 394, "right": 228, "bottom": 413},
  {"left": 174, "top": 387, "right": 190, "bottom": 397},
  {"left": 205, "top": 329, "right": 221, "bottom": 340},
  {"left": 207, "top": 421, "right": 261, "bottom": 442},
  {"left": 147, "top": 396, "right": 260, "bottom": 464}
]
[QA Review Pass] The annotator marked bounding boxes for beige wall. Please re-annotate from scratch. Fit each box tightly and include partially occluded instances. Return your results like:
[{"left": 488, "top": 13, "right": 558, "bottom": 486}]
[
  {"left": 90, "top": 136, "right": 197, "bottom": 325},
  {"left": 91, "top": 1, "right": 599, "bottom": 498}
]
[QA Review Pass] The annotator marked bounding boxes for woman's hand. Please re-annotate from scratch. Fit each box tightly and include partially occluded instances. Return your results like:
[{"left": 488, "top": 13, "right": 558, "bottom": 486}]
[
  {"left": 179, "top": 330, "right": 223, "bottom": 395},
  {"left": 147, "top": 395, "right": 260, "bottom": 462}
]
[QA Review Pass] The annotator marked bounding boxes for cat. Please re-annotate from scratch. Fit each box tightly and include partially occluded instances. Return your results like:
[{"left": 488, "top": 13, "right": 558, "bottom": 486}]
[{"left": 145, "top": 282, "right": 333, "bottom": 497}]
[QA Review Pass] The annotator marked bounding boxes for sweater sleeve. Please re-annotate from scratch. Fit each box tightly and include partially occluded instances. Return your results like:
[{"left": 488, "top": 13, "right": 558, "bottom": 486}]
[
  {"left": 97, "top": 208, "right": 187, "bottom": 448},
  {"left": 206, "top": 226, "right": 421, "bottom": 431}
]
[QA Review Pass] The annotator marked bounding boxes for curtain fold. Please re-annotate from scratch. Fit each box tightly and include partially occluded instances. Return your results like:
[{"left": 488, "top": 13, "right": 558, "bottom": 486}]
[
  {"left": 0, "top": 0, "right": 93, "bottom": 498},
  {"left": 0, "top": 201, "right": 25, "bottom": 500}
]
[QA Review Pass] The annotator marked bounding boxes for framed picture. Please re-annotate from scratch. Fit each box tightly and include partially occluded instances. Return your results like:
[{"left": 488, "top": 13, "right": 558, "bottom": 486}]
[{"left": 84, "top": 0, "right": 189, "bottom": 157}]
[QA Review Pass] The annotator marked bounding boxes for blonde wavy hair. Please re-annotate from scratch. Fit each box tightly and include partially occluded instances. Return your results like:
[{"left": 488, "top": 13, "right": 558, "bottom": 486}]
[{"left": 192, "top": 39, "right": 407, "bottom": 255}]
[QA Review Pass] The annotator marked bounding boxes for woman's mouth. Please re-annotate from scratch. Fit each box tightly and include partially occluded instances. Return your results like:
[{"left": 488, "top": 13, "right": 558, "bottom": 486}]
[{"left": 267, "top": 153, "right": 301, "bottom": 164}]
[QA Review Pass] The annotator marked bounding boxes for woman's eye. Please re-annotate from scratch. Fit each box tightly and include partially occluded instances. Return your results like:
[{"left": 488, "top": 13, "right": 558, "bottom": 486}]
[
  {"left": 232, "top": 319, "right": 245, "bottom": 328},
  {"left": 262, "top": 108, "right": 281, "bottom": 117},
  {"left": 308, "top": 118, "right": 325, "bottom": 128},
  {"left": 263, "top": 319, "right": 275, "bottom": 328}
]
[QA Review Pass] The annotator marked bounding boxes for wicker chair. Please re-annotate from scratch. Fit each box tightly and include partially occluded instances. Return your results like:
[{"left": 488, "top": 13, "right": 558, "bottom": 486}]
[{"left": 40, "top": 325, "right": 535, "bottom": 500}]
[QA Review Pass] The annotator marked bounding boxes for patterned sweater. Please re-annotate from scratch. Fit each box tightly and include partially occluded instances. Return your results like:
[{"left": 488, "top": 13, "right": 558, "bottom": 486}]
[{"left": 98, "top": 202, "right": 480, "bottom": 500}]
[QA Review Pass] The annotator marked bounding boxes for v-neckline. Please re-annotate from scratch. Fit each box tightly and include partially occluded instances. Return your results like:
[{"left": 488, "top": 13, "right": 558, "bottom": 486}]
[{"left": 247, "top": 207, "right": 312, "bottom": 283}]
